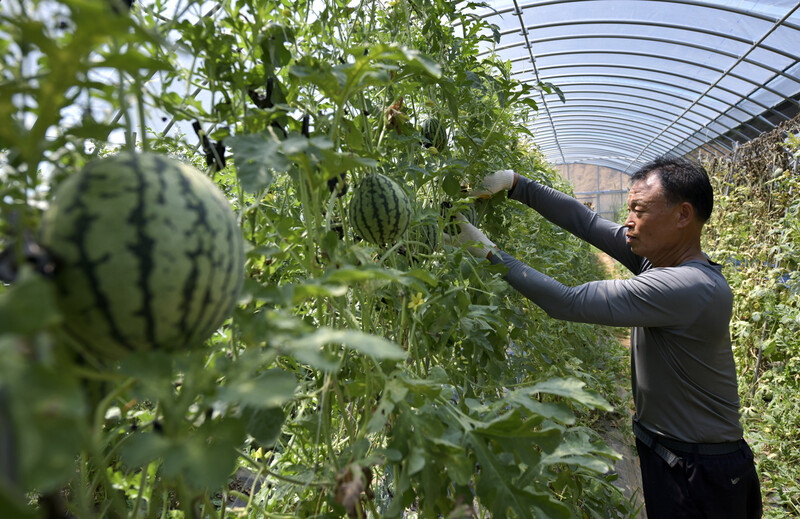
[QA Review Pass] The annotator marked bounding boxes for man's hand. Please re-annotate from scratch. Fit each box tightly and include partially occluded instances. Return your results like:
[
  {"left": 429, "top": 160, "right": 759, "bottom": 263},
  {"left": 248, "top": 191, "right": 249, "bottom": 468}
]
[
  {"left": 469, "top": 169, "right": 517, "bottom": 198},
  {"left": 443, "top": 214, "right": 497, "bottom": 259}
]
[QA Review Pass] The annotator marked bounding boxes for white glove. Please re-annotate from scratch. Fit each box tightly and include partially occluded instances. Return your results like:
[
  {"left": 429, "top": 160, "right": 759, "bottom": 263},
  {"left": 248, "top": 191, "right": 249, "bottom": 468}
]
[
  {"left": 469, "top": 169, "right": 517, "bottom": 198},
  {"left": 443, "top": 214, "right": 497, "bottom": 259}
]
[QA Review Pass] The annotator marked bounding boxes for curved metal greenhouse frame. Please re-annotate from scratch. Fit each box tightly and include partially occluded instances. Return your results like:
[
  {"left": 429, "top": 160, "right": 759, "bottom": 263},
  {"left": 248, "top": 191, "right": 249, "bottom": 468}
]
[{"left": 469, "top": 0, "right": 800, "bottom": 174}]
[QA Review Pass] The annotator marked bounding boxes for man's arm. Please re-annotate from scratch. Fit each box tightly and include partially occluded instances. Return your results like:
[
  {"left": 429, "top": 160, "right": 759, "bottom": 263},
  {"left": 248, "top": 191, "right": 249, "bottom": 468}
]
[
  {"left": 508, "top": 175, "right": 646, "bottom": 274},
  {"left": 490, "top": 250, "right": 710, "bottom": 327}
]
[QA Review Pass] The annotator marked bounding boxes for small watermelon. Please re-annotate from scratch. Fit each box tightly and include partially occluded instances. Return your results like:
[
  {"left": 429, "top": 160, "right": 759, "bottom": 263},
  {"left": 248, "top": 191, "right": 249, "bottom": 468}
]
[
  {"left": 40, "top": 152, "right": 244, "bottom": 360},
  {"left": 407, "top": 221, "right": 438, "bottom": 255},
  {"left": 420, "top": 117, "right": 447, "bottom": 152},
  {"left": 441, "top": 201, "right": 478, "bottom": 235},
  {"left": 348, "top": 173, "right": 411, "bottom": 245},
  {"left": 462, "top": 204, "right": 478, "bottom": 226}
]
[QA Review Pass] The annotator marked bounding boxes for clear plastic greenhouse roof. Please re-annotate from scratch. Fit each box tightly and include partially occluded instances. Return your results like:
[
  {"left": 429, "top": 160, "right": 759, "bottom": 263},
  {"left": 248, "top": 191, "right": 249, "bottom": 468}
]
[{"left": 468, "top": 0, "right": 800, "bottom": 173}]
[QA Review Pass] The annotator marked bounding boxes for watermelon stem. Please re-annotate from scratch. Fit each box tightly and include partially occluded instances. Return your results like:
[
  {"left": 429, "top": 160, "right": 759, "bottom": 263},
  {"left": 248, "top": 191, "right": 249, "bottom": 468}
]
[
  {"left": 377, "top": 240, "right": 405, "bottom": 265},
  {"left": 260, "top": 210, "right": 307, "bottom": 273},
  {"left": 134, "top": 74, "right": 149, "bottom": 152},
  {"left": 130, "top": 460, "right": 151, "bottom": 518},
  {"left": 92, "top": 378, "right": 137, "bottom": 447}
]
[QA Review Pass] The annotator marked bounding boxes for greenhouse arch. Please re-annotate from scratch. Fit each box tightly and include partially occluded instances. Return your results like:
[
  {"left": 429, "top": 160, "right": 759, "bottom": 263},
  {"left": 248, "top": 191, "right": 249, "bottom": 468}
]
[
  {"left": 2, "top": 0, "right": 800, "bottom": 517},
  {"left": 466, "top": 0, "right": 800, "bottom": 175}
]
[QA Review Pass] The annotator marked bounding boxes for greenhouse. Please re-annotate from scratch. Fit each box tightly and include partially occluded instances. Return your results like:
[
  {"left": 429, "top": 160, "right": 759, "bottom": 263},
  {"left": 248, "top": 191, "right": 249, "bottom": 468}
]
[{"left": 1, "top": 0, "right": 799, "bottom": 518}]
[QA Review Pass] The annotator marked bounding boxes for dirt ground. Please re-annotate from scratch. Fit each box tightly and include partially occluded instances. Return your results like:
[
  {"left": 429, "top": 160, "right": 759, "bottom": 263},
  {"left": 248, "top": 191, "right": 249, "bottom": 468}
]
[{"left": 595, "top": 252, "right": 647, "bottom": 518}]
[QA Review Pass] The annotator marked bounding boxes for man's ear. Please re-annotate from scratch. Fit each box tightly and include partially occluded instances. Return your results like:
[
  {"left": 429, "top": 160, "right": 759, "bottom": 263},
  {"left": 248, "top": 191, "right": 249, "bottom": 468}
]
[{"left": 676, "top": 201, "right": 694, "bottom": 228}]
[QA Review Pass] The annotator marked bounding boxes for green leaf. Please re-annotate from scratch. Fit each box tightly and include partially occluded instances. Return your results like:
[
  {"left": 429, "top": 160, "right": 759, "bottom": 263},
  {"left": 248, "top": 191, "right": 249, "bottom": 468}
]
[
  {"left": 504, "top": 390, "right": 577, "bottom": 425},
  {"left": 120, "top": 431, "right": 172, "bottom": 469},
  {"left": 406, "top": 268, "right": 438, "bottom": 287},
  {"left": 95, "top": 49, "right": 173, "bottom": 74},
  {"left": 443, "top": 448, "right": 473, "bottom": 486},
  {"left": 346, "top": 44, "right": 441, "bottom": 80},
  {"left": 290, "top": 282, "right": 348, "bottom": 303},
  {"left": 0, "top": 269, "right": 60, "bottom": 336},
  {"left": 317, "top": 148, "right": 377, "bottom": 180},
  {"left": 530, "top": 377, "right": 612, "bottom": 411},
  {"left": 245, "top": 407, "right": 285, "bottom": 448},
  {"left": 63, "top": 119, "right": 120, "bottom": 140},
  {"left": 228, "top": 133, "right": 289, "bottom": 193},
  {"left": 289, "top": 57, "right": 343, "bottom": 100},
  {"left": 217, "top": 369, "right": 297, "bottom": 408},
  {"left": 162, "top": 419, "right": 247, "bottom": 490},
  {"left": 238, "top": 279, "right": 294, "bottom": 306},
  {"left": 442, "top": 173, "right": 462, "bottom": 197},
  {"left": 291, "top": 328, "right": 406, "bottom": 362},
  {"left": 280, "top": 133, "right": 312, "bottom": 155},
  {"left": 520, "top": 97, "right": 539, "bottom": 111},
  {"left": 9, "top": 364, "right": 88, "bottom": 492},
  {"left": 366, "top": 396, "right": 396, "bottom": 434},
  {"left": 325, "top": 265, "right": 404, "bottom": 284},
  {"left": 471, "top": 409, "right": 545, "bottom": 439},
  {"left": 259, "top": 23, "right": 295, "bottom": 69},
  {"left": 118, "top": 350, "right": 174, "bottom": 383},
  {"left": 0, "top": 486, "right": 39, "bottom": 519},
  {"left": 540, "top": 429, "right": 617, "bottom": 474},
  {"left": 467, "top": 430, "right": 571, "bottom": 519},
  {"left": 406, "top": 446, "right": 426, "bottom": 475}
]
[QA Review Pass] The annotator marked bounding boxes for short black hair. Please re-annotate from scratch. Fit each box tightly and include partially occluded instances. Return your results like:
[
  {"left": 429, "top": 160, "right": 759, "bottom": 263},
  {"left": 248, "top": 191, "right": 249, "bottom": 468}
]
[{"left": 631, "top": 156, "right": 713, "bottom": 222}]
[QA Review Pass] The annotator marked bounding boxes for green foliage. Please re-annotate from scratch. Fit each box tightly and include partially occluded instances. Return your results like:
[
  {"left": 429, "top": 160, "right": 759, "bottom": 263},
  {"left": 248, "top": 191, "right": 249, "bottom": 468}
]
[
  {"left": 703, "top": 133, "right": 800, "bottom": 517},
  {"left": 0, "top": 0, "right": 635, "bottom": 517}
]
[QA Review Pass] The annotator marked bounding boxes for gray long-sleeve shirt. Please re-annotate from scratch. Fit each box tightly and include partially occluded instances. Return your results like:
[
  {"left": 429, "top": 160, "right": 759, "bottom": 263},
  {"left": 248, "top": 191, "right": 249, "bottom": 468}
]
[{"left": 490, "top": 175, "right": 743, "bottom": 443}]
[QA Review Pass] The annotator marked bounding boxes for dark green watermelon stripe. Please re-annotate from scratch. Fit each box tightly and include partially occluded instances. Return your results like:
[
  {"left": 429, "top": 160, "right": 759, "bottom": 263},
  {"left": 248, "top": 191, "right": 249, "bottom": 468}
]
[
  {"left": 174, "top": 169, "right": 242, "bottom": 347},
  {"left": 349, "top": 187, "right": 362, "bottom": 241},
  {"left": 390, "top": 178, "right": 409, "bottom": 238},
  {"left": 179, "top": 245, "right": 203, "bottom": 342},
  {"left": 204, "top": 239, "right": 239, "bottom": 342},
  {"left": 175, "top": 169, "right": 218, "bottom": 345},
  {"left": 359, "top": 194, "right": 375, "bottom": 243},
  {"left": 378, "top": 175, "right": 398, "bottom": 242},
  {"left": 352, "top": 176, "right": 370, "bottom": 242},
  {"left": 154, "top": 156, "right": 168, "bottom": 206},
  {"left": 351, "top": 178, "right": 373, "bottom": 243},
  {"left": 382, "top": 175, "right": 408, "bottom": 241},
  {"left": 65, "top": 167, "right": 135, "bottom": 352},
  {"left": 202, "top": 222, "right": 241, "bottom": 341},
  {"left": 368, "top": 175, "right": 387, "bottom": 243},
  {"left": 126, "top": 153, "right": 158, "bottom": 347},
  {"left": 214, "top": 189, "right": 244, "bottom": 317}
]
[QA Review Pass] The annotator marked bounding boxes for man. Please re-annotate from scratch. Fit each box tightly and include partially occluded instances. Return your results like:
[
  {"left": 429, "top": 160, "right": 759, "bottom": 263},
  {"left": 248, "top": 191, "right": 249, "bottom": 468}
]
[{"left": 453, "top": 157, "right": 762, "bottom": 518}]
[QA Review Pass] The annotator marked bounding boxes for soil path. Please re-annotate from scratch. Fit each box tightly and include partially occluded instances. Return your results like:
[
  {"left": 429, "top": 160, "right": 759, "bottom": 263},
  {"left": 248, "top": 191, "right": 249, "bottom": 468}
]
[{"left": 595, "top": 252, "right": 647, "bottom": 518}]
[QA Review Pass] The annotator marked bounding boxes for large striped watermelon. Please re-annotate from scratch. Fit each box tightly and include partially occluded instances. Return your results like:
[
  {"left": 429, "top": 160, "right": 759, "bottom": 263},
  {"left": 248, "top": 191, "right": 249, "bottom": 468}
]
[
  {"left": 348, "top": 173, "right": 411, "bottom": 245},
  {"left": 40, "top": 152, "right": 244, "bottom": 360}
]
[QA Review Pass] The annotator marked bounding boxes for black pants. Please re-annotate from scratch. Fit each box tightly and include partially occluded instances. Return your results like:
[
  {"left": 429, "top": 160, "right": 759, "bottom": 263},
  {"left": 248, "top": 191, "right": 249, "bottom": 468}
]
[{"left": 636, "top": 437, "right": 762, "bottom": 518}]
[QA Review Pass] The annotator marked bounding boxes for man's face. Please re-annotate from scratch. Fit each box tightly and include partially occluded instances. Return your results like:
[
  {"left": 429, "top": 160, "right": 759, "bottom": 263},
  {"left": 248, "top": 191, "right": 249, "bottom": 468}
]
[{"left": 624, "top": 173, "right": 681, "bottom": 262}]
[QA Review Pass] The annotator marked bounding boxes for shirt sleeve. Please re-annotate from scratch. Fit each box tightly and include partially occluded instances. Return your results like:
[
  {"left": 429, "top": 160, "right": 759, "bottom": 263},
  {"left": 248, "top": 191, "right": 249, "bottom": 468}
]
[
  {"left": 508, "top": 175, "right": 647, "bottom": 274},
  {"left": 489, "top": 251, "right": 712, "bottom": 327}
]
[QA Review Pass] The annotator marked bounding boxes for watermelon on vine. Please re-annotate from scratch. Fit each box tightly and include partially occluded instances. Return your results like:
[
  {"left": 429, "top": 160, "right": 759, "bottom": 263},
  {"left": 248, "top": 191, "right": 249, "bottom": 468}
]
[
  {"left": 441, "top": 200, "right": 479, "bottom": 236},
  {"left": 407, "top": 211, "right": 439, "bottom": 255},
  {"left": 348, "top": 173, "right": 411, "bottom": 245},
  {"left": 40, "top": 152, "right": 245, "bottom": 360},
  {"left": 420, "top": 117, "right": 448, "bottom": 152}
]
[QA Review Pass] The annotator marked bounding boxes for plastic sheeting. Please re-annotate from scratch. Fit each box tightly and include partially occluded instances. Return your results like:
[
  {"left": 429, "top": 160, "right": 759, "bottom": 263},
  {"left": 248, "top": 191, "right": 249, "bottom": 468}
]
[{"left": 468, "top": 0, "right": 800, "bottom": 173}]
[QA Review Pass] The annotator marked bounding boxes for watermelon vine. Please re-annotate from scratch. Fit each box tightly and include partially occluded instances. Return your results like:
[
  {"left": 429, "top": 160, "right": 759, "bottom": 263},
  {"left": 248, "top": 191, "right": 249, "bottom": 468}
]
[{"left": 0, "top": 1, "right": 638, "bottom": 517}]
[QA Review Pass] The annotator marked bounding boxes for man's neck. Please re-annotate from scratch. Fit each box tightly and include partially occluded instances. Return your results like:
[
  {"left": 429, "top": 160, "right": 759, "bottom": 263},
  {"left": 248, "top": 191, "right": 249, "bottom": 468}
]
[{"left": 651, "top": 240, "right": 707, "bottom": 268}]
